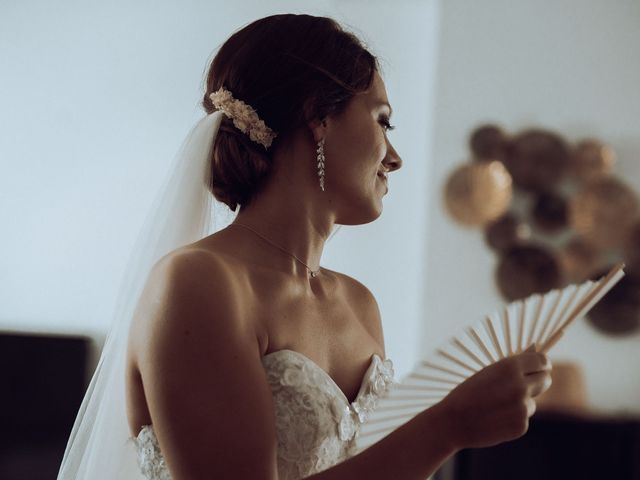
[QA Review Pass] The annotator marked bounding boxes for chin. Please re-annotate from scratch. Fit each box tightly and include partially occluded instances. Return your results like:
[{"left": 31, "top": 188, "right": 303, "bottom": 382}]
[{"left": 335, "top": 199, "right": 384, "bottom": 226}]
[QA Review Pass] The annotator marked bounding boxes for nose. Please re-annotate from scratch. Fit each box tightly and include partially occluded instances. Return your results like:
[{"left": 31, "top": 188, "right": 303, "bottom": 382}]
[{"left": 382, "top": 138, "right": 402, "bottom": 173}]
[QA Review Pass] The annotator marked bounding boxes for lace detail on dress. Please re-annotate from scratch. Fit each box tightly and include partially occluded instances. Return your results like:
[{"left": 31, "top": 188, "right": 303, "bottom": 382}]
[
  {"left": 135, "top": 424, "right": 171, "bottom": 480},
  {"left": 133, "top": 350, "right": 394, "bottom": 480}
]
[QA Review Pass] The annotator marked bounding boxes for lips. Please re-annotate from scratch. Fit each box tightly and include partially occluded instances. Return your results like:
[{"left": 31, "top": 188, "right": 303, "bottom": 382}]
[{"left": 376, "top": 172, "right": 389, "bottom": 194}]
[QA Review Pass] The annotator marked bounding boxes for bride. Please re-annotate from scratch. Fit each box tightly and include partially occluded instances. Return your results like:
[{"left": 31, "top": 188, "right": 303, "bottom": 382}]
[{"left": 58, "top": 13, "right": 552, "bottom": 480}]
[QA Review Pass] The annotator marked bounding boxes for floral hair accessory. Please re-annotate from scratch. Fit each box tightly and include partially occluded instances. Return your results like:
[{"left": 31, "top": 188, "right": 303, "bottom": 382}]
[{"left": 209, "top": 86, "right": 277, "bottom": 149}]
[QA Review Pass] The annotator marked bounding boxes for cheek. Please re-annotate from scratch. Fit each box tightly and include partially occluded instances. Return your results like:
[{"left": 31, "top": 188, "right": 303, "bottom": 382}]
[{"left": 333, "top": 126, "right": 385, "bottom": 165}]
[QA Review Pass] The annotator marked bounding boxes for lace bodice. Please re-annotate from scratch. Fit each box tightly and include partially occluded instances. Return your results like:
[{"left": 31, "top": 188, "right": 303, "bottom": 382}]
[{"left": 134, "top": 349, "right": 394, "bottom": 480}]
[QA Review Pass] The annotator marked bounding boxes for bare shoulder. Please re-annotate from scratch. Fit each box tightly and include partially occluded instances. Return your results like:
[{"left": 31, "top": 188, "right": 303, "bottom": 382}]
[
  {"left": 323, "top": 267, "right": 385, "bottom": 352},
  {"left": 129, "top": 247, "right": 248, "bottom": 351},
  {"left": 127, "top": 246, "right": 278, "bottom": 477}
]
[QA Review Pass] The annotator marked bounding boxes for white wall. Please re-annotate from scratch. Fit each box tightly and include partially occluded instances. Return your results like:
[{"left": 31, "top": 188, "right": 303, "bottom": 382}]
[
  {"left": 423, "top": 0, "right": 640, "bottom": 413},
  {"left": 0, "top": 1, "right": 439, "bottom": 377}
]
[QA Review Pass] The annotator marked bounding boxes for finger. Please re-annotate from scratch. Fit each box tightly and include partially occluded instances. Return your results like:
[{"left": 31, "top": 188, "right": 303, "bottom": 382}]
[
  {"left": 525, "top": 371, "right": 552, "bottom": 397},
  {"left": 525, "top": 397, "right": 537, "bottom": 418},
  {"left": 518, "top": 352, "right": 552, "bottom": 374}
]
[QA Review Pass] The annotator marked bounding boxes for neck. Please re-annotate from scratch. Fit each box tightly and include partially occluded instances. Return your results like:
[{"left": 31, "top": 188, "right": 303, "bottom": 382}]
[{"left": 231, "top": 174, "right": 335, "bottom": 279}]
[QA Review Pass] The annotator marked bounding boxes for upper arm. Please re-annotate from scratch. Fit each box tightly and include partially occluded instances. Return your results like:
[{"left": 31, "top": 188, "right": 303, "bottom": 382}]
[{"left": 132, "top": 249, "right": 278, "bottom": 479}]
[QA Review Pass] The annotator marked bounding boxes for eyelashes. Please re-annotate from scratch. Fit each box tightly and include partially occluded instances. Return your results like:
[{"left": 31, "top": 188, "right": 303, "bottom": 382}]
[{"left": 379, "top": 116, "right": 396, "bottom": 132}]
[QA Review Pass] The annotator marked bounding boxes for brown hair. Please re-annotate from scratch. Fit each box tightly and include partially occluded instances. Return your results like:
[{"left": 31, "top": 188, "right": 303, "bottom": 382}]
[{"left": 202, "top": 14, "right": 378, "bottom": 211}]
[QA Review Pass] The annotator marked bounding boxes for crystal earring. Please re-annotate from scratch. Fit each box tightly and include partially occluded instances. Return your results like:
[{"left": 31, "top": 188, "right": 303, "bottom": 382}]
[{"left": 316, "top": 138, "right": 325, "bottom": 192}]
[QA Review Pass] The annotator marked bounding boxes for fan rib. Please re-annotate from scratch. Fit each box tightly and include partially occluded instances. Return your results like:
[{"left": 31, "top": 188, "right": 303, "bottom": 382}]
[
  {"left": 363, "top": 410, "right": 423, "bottom": 426},
  {"left": 437, "top": 348, "right": 477, "bottom": 373},
  {"left": 383, "top": 394, "right": 445, "bottom": 402},
  {"left": 484, "top": 316, "right": 505, "bottom": 359},
  {"left": 527, "top": 294, "right": 546, "bottom": 348},
  {"left": 540, "top": 284, "right": 581, "bottom": 346},
  {"left": 503, "top": 307, "right": 513, "bottom": 356},
  {"left": 466, "top": 327, "right": 496, "bottom": 363},
  {"left": 407, "top": 372, "right": 460, "bottom": 385},
  {"left": 420, "top": 360, "right": 468, "bottom": 380},
  {"left": 540, "top": 264, "right": 625, "bottom": 352},
  {"left": 558, "top": 266, "right": 623, "bottom": 333},
  {"left": 536, "top": 289, "right": 564, "bottom": 346},
  {"left": 451, "top": 338, "right": 487, "bottom": 368},
  {"left": 517, "top": 300, "right": 526, "bottom": 353},
  {"left": 360, "top": 423, "right": 409, "bottom": 439},
  {"left": 375, "top": 402, "right": 430, "bottom": 412},
  {"left": 394, "top": 384, "right": 451, "bottom": 392}
]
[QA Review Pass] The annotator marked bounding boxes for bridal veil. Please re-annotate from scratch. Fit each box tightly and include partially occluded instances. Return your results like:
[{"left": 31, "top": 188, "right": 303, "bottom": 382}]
[{"left": 57, "top": 111, "right": 229, "bottom": 479}]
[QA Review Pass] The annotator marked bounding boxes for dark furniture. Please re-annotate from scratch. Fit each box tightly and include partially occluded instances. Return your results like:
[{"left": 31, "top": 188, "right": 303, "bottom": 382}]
[
  {"left": 435, "top": 410, "right": 640, "bottom": 480},
  {"left": 0, "top": 332, "right": 92, "bottom": 480}
]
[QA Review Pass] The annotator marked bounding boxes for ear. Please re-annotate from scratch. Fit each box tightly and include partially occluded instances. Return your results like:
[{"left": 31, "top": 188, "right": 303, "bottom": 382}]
[
  {"left": 302, "top": 97, "right": 329, "bottom": 143},
  {"left": 307, "top": 117, "right": 328, "bottom": 144}
]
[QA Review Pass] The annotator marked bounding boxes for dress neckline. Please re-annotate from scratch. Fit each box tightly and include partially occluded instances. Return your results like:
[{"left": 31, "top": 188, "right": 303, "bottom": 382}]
[
  {"left": 135, "top": 349, "right": 392, "bottom": 440},
  {"left": 262, "top": 348, "right": 382, "bottom": 406}
]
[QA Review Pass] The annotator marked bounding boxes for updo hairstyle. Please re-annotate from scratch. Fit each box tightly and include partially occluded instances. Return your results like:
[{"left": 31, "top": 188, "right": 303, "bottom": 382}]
[{"left": 202, "top": 14, "right": 378, "bottom": 211}]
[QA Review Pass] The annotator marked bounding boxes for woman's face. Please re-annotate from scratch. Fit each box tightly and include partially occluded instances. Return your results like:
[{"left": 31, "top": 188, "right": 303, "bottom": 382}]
[{"left": 324, "top": 70, "right": 402, "bottom": 225}]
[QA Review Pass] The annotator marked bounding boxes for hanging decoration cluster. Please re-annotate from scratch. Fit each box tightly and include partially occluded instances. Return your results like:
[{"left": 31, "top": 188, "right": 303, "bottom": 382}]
[{"left": 443, "top": 124, "right": 640, "bottom": 335}]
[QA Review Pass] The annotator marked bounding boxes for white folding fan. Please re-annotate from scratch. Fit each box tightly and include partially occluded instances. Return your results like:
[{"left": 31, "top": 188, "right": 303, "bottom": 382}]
[{"left": 356, "top": 262, "right": 626, "bottom": 452}]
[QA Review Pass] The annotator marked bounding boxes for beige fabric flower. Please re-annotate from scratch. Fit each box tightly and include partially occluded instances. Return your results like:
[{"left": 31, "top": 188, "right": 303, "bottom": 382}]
[{"left": 209, "top": 87, "right": 277, "bottom": 149}]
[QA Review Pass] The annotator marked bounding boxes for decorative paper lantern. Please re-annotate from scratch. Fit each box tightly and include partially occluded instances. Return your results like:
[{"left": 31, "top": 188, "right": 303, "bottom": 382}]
[
  {"left": 444, "top": 124, "right": 640, "bottom": 342},
  {"left": 623, "top": 221, "right": 640, "bottom": 273},
  {"left": 496, "top": 245, "right": 561, "bottom": 301},
  {"left": 532, "top": 192, "right": 569, "bottom": 233},
  {"left": 503, "top": 129, "right": 570, "bottom": 192},
  {"left": 484, "top": 214, "right": 531, "bottom": 252},
  {"left": 469, "top": 124, "right": 507, "bottom": 161},
  {"left": 558, "top": 238, "right": 604, "bottom": 283},
  {"left": 570, "top": 139, "right": 615, "bottom": 181},
  {"left": 569, "top": 177, "right": 639, "bottom": 249},
  {"left": 586, "top": 270, "right": 640, "bottom": 335},
  {"left": 443, "top": 161, "right": 513, "bottom": 227}
]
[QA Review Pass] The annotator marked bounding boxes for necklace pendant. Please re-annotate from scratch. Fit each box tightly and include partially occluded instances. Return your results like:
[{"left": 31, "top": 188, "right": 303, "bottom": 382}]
[{"left": 310, "top": 270, "right": 318, "bottom": 278}]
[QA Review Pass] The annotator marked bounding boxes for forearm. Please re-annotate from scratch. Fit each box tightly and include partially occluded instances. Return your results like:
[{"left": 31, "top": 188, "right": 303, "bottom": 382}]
[{"left": 306, "top": 402, "right": 458, "bottom": 480}]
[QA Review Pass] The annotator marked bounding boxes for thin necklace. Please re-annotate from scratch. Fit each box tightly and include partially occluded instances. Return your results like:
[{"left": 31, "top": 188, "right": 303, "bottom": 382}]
[{"left": 229, "top": 222, "right": 321, "bottom": 278}]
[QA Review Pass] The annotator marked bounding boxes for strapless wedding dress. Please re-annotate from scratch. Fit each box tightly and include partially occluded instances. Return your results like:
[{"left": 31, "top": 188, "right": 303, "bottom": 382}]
[{"left": 134, "top": 349, "right": 395, "bottom": 480}]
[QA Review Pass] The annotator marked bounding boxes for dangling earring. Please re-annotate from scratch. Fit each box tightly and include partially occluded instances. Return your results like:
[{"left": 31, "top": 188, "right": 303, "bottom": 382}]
[{"left": 316, "top": 138, "right": 326, "bottom": 192}]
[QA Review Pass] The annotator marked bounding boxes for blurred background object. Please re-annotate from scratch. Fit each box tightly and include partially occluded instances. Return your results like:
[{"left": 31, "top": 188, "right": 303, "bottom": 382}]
[
  {"left": 586, "top": 270, "right": 640, "bottom": 336},
  {"left": 569, "top": 139, "right": 616, "bottom": 182},
  {"left": 536, "top": 361, "right": 588, "bottom": 413},
  {"left": 469, "top": 124, "right": 507, "bottom": 161},
  {"left": 443, "top": 160, "right": 513, "bottom": 227},
  {"left": 503, "top": 129, "right": 570, "bottom": 193},
  {"left": 0, "top": 332, "right": 95, "bottom": 480},
  {"left": 569, "top": 177, "right": 639, "bottom": 249},
  {"left": 495, "top": 244, "right": 561, "bottom": 300},
  {"left": 558, "top": 238, "right": 604, "bottom": 283},
  {"left": 443, "top": 123, "right": 640, "bottom": 339},
  {"left": 531, "top": 192, "right": 569, "bottom": 234},
  {"left": 484, "top": 213, "right": 531, "bottom": 252}
]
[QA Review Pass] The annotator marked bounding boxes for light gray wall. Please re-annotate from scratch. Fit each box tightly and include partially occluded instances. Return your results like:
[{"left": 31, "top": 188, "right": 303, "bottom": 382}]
[
  {"left": 423, "top": 0, "right": 640, "bottom": 413},
  {"left": 0, "top": 1, "right": 439, "bottom": 377}
]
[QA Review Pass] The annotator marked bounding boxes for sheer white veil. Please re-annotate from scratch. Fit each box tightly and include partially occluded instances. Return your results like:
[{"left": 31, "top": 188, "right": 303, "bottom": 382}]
[{"left": 57, "top": 111, "right": 232, "bottom": 479}]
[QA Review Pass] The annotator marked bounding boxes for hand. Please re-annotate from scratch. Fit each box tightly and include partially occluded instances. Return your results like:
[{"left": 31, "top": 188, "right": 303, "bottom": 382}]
[{"left": 438, "top": 347, "right": 552, "bottom": 450}]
